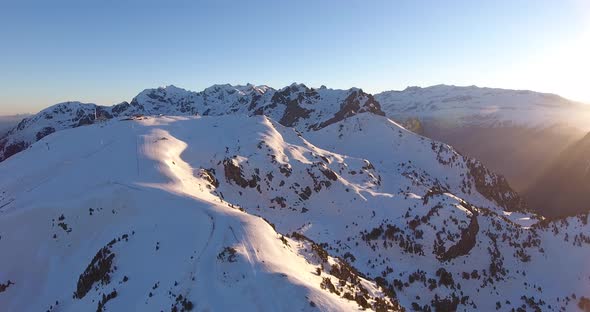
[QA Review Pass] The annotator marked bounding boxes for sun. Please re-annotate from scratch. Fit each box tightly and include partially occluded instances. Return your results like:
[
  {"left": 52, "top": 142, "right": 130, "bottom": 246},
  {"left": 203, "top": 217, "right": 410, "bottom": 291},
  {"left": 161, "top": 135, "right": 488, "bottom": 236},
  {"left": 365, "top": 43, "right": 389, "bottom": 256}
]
[
  {"left": 555, "top": 29, "right": 590, "bottom": 103},
  {"left": 497, "top": 5, "right": 590, "bottom": 104}
]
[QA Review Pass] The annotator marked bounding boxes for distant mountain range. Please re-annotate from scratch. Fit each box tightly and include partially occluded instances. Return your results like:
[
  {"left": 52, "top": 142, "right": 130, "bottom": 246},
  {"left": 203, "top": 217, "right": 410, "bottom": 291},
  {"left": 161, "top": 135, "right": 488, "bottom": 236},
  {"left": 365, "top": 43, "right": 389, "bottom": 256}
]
[
  {"left": 1, "top": 83, "right": 590, "bottom": 311},
  {"left": 376, "top": 84, "right": 589, "bottom": 128}
]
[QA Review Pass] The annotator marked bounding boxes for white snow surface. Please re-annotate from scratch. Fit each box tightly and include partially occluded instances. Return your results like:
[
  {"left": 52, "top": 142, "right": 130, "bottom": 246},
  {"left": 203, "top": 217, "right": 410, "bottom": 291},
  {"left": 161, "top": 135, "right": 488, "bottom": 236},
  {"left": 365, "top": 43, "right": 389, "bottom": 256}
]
[
  {"left": 0, "top": 116, "right": 391, "bottom": 312},
  {"left": 1, "top": 113, "right": 589, "bottom": 311}
]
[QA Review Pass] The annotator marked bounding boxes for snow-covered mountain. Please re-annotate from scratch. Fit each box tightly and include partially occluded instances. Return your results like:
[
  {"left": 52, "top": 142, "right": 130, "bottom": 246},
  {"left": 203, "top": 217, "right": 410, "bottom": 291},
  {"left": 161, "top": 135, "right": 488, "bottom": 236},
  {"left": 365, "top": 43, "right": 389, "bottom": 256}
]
[
  {"left": 375, "top": 85, "right": 590, "bottom": 197},
  {"left": 0, "top": 83, "right": 382, "bottom": 162},
  {"left": 1, "top": 88, "right": 590, "bottom": 311},
  {"left": 375, "top": 85, "right": 590, "bottom": 129}
]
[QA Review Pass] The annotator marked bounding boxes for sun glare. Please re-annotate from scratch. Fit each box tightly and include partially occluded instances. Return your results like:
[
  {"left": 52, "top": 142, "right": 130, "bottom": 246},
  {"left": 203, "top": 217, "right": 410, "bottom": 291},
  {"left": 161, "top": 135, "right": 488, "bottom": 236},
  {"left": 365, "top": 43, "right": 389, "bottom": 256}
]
[
  {"left": 497, "top": 3, "right": 590, "bottom": 104},
  {"left": 517, "top": 29, "right": 590, "bottom": 104}
]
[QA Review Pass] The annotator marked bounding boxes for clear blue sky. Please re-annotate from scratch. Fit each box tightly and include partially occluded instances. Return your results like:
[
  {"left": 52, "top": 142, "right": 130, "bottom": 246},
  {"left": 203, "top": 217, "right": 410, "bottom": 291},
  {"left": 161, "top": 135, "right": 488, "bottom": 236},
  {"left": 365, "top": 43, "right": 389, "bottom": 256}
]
[{"left": 1, "top": 0, "right": 589, "bottom": 115}]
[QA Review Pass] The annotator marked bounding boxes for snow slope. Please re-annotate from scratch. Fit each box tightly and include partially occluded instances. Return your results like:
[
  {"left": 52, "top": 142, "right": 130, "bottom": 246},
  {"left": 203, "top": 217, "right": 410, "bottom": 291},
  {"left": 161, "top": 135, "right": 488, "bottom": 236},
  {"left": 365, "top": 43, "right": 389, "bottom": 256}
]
[
  {"left": 1, "top": 114, "right": 589, "bottom": 311},
  {"left": 0, "top": 116, "right": 399, "bottom": 312}
]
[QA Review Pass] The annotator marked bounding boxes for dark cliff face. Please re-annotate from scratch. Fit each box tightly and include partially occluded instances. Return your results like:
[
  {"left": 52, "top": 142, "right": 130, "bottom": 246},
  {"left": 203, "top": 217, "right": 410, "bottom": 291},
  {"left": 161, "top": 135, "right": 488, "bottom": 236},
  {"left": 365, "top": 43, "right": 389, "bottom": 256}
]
[
  {"left": 275, "top": 85, "right": 386, "bottom": 130},
  {"left": 36, "top": 127, "right": 55, "bottom": 140},
  {"left": 1, "top": 140, "right": 27, "bottom": 161},
  {"left": 465, "top": 158, "right": 527, "bottom": 213},
  {"left": 317, "top": 90, "right": 385, "bottom": 130},
  {"left": 275, "top": 86, "right": 314, "bottom": 127},
  {"left": 525, "top": 132, "right": 590, "bottom": 217}
]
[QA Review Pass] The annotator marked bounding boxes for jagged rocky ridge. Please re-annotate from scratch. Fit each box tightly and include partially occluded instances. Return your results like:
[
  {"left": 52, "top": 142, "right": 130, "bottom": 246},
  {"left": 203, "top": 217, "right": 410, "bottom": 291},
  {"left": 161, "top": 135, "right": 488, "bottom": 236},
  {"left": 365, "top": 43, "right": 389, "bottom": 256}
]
[{"left": 0, "top": 83, "right": 383, "bottom": 161}]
